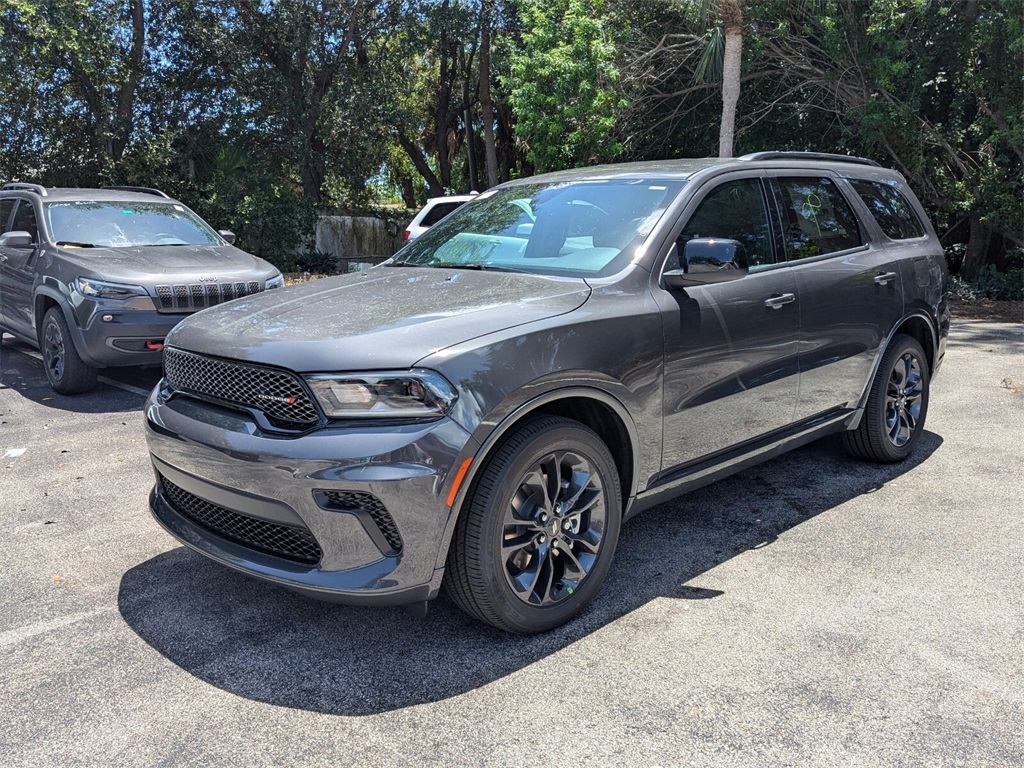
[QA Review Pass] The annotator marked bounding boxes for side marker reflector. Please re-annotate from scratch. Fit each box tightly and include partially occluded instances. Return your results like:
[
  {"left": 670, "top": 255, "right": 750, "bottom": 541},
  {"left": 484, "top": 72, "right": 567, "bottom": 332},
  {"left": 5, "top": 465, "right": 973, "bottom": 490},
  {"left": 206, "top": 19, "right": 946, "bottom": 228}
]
[{"left": 446, "top": 457, "right": 473, "bottom": 508}]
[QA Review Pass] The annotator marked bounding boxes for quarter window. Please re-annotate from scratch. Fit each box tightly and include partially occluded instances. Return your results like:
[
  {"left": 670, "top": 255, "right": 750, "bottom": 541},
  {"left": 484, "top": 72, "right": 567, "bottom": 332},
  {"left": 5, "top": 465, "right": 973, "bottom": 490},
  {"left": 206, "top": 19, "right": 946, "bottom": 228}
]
[
  {"left": 678, "top": 178, "right": 774, "bottom": 267},
  {"left": 776, "top": 177, "right": 861, "bottom": 260},
  {"left": 848, "top": 179, "right": 926, "bottom": 240}
]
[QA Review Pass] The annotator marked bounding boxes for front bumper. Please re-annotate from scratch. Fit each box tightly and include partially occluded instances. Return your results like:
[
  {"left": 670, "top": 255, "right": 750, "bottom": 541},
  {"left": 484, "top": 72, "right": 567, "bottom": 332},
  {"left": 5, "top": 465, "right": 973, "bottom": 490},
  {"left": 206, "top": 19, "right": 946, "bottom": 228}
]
[
  {"left": 145, "top": 389, "right": 473, "bottom": 605},
  {"left": 69, "top": 305, "right": 185, "bottom": 367}
]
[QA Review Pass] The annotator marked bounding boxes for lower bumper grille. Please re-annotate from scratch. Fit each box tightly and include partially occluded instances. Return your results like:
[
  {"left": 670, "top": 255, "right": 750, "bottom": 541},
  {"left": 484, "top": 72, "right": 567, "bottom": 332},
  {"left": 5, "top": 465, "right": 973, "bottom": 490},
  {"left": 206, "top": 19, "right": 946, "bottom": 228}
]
[
  {"left": 161, "top": 476, "right": 322, "bottom": 565},
  {"left": 318, "top": 490, "right": 403, "bottom": 554}
]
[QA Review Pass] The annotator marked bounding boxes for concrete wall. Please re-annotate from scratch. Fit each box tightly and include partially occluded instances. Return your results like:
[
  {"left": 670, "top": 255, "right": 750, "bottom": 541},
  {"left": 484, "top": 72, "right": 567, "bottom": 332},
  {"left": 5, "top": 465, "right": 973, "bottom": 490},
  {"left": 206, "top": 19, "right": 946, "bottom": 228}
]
[{"left": 315, "top": 215, "right": 408, "bottom": 272}]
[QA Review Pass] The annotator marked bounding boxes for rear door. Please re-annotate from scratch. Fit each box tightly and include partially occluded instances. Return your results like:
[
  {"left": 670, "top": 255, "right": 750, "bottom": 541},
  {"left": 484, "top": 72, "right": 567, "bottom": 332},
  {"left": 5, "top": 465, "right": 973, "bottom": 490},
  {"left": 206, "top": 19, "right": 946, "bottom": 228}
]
[
  {"left": 652, "top": 173, "right": 801, "bottom": 471},
  {"left": 0, "top": 198, "right": 41, "bottom": 337},
  {"left": 766, "top": 173, "right": 904, "bottom": 419}
]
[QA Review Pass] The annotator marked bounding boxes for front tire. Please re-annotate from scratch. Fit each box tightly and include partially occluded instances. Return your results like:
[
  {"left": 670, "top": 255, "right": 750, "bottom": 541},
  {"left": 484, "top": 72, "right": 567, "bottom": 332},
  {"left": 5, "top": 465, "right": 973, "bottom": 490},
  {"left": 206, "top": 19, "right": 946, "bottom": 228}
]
[
  {"left": 445, "top": 416, "right": 622, "bottom": 634},
  {"left": 39, "top": 307, "right": 98, "bottom": 395},
  {"left": 844, "top": 334, "right": 929, "bottom": 463}
]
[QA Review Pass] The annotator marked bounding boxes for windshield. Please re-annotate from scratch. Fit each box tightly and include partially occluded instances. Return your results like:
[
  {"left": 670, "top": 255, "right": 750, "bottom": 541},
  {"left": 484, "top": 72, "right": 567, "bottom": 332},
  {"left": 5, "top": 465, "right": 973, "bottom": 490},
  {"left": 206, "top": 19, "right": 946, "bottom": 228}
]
[
  {"left": 44, "top": 201, "right": 222, "bottom": 247},
  {"left": 391, "top": 179, "right": 684, "bottom": 278}
]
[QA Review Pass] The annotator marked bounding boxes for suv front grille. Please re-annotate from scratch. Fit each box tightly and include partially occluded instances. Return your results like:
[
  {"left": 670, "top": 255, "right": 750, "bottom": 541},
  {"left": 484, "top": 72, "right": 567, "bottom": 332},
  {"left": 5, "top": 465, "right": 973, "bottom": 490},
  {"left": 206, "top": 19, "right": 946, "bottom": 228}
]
[
  {"left": 163, "top": 347, "right": 320, "bottom": 429},
  {"left": 161, "top": 476, "right": 322, "bottom": 565},
  {"left": 156, "top": 280, "right": 262, "bottom": 312}
]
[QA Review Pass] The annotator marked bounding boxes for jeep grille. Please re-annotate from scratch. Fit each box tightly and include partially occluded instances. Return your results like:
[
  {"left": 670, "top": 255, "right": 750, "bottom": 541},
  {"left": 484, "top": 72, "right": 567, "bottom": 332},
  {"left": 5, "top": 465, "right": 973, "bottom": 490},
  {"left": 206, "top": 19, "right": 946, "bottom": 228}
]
[{"left": 155, "top": 280, "right": 262, "bottom": 312}]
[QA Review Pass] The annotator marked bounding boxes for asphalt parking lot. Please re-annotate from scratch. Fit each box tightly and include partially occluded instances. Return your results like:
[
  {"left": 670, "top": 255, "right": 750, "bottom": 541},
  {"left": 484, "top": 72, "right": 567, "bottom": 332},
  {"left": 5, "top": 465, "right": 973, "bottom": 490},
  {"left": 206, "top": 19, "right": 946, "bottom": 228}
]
[{"left": 1, "top": 319, "right": 1022, "bottom": 767}]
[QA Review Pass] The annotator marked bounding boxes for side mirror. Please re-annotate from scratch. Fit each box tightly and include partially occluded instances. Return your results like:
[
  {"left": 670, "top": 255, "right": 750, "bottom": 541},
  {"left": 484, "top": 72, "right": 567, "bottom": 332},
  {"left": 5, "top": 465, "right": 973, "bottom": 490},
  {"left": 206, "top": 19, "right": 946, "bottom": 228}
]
[
  {"left": 0, "top": 230, "right": 35, "bottom": 249},
  {"left": 218, "top": 230, "right": 236, "bottom": 245},
  {"left": 663, "top": 238, "right": 749, "bottom": 289}
]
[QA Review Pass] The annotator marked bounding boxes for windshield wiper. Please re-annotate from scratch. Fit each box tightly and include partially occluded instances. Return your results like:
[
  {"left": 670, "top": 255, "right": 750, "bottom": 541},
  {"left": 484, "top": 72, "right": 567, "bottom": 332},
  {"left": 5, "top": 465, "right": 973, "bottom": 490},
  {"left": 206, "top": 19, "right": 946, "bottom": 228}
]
[
  {"left": 433, "top": 263, "right": 526, "bottom": 273},
  {"left": 55, "top": 241, "right": 97, "bottom": 248}
]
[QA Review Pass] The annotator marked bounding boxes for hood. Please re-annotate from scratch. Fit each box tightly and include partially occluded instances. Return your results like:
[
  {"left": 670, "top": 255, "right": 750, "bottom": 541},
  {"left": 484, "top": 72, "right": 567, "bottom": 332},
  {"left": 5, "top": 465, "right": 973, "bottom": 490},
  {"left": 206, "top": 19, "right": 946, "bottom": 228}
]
[
  {"left": 166, "top": 266, "right": 592, "bottom": 371},
  {"left": 52, "top": 243, "right": 274, "bottom": 284}
]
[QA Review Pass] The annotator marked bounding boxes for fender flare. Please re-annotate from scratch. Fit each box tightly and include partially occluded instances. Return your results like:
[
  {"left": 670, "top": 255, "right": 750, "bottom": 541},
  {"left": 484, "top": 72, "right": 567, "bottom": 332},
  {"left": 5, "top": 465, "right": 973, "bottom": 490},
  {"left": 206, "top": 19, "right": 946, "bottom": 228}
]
[{"left": 431, "top": 385, "right": 641, "bottom": 572}]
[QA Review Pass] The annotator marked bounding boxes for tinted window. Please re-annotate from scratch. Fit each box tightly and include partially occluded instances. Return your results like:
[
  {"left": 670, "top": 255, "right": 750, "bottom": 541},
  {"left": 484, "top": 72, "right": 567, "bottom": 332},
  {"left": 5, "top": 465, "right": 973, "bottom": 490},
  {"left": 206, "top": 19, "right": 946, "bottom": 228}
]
[
  {"left": 395, "top": 180, "right": 684, "bottom": 278},
  {"left": 44, "top": 201, "right": 220, "bottom": 247},
  {"left": 11, "top": 201, "right": 38, "bottom": 242},
  {"left": 678, "top": 178, "right": 774, "bottom": 267},
  {"left": 421, "top": 202, "right": 464, "bottom": 227},
  {"left": 0, "top": 200, "right": 13, "bottom": 232},
  {"left": 849, "top": 179, "right": 925, "bottom": 240},
  {"left": 776, "top": 177, "right": 861, "bottom": 260}
]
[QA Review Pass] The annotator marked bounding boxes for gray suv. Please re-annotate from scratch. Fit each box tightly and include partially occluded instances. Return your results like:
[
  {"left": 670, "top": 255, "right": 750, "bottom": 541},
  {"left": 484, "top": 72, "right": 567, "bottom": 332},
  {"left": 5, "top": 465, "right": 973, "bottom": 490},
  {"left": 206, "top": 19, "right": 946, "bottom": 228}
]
[
  {"left": 145, "top": 153, "right": 949, "bottom": 633},
  {"left": 0, "top": 184, "right": 283, "bottom": 394}
]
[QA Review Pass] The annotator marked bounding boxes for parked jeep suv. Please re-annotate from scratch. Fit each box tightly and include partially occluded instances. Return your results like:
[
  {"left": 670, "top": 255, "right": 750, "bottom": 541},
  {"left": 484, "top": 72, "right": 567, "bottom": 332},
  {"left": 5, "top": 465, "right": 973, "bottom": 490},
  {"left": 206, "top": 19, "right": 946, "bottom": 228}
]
[
  {"left": 0, "top": 184, "right": 283, "bottom": 394},
  {"left": 145, "top": 153, "right": 949, "bottom": 633}
]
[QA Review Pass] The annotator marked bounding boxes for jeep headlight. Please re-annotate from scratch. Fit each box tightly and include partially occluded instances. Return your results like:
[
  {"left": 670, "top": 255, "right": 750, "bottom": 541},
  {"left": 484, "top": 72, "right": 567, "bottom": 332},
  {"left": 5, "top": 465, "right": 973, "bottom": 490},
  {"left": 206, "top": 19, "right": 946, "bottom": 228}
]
[
  {"left": 306, "top": 370, "right": 457, "bottom": 419},
  {"left": 73, "top": 277, "right": 148, "bottom": 300},
  {"left": 266, "top": 273, "right": 285, "bottom": 290}
]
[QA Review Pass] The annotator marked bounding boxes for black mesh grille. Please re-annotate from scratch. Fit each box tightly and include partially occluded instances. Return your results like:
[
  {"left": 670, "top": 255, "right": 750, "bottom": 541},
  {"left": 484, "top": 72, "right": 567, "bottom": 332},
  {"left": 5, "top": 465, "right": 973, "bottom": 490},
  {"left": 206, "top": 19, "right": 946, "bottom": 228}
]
[
  {"left": 163, "top": 347, "right": 320, "bottom": 428},
  {"left": 320, "top": 490, "right": 403, "bottom": 553},
  {"left": 161, "top": 476, "right": 322, "bottom": 565},
  {"left": 156, "top": 280, "right": 264, "bottom": 312}
]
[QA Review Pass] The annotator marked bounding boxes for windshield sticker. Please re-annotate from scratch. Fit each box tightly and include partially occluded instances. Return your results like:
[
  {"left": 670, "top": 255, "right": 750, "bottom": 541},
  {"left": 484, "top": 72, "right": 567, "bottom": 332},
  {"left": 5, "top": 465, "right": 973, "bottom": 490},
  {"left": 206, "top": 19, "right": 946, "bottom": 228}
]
[{"left": 122, "top": 209, "right": 134, "bottom": 214}]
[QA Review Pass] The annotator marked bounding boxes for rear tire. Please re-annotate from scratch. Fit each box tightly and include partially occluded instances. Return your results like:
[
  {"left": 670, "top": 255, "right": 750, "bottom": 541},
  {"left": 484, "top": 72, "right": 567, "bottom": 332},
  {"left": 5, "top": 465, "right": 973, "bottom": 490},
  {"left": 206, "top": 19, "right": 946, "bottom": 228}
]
[
  {"left": 843, "top": 334, "right": 929, "bottom": 463},
  {"left": 39, "top": 307, "right": 98, "bottom": 395},
  {"left": 445, "top": 416, "right": 622, "bottom": 634}
]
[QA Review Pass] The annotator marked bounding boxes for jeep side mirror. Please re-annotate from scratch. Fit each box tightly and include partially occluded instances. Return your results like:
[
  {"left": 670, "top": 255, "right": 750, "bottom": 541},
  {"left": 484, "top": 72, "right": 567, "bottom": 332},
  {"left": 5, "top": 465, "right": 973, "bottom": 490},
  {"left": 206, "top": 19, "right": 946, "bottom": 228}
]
[
  {"left": 218, "top": 230, "right": 236, "bottom": 245},
  {"left": 663, "top": 238, "right": 749, "bottom": 289},
  {"left": 0, "top": 230, "right": 35, "bottom": 249}
]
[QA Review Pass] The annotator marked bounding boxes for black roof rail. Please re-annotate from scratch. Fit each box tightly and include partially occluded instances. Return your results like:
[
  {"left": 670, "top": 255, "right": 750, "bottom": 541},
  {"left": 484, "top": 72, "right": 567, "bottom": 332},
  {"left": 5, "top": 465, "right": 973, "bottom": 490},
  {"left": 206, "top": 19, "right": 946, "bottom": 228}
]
[
  {"left": 3, "top": 182, "right": 47, "bottom": 196},
  {"left": 102, "top": 185, "right": 171, "bottom": 199},
  {"left": 738, "top": 151, "right": 882, "bottom": 168}
]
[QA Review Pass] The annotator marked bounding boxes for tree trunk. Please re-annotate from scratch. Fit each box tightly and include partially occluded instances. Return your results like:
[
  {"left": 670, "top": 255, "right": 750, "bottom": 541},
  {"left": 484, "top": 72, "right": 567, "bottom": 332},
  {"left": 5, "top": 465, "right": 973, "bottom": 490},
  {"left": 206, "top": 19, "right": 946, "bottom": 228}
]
[
  {"left": 961, "top": 215, "right": 994, "bottom": 280},
  {"left": 397, "top": 129, "right": 444, "bottom": 197},
  {"left": 478, "top": 0, "right": 499, "bottom": 188},
  {"left": 718, "top": 0, "right": 743, "bottom": 158},
  {"left": 111, "top": 0, "right": 146, "bottom": 162}
]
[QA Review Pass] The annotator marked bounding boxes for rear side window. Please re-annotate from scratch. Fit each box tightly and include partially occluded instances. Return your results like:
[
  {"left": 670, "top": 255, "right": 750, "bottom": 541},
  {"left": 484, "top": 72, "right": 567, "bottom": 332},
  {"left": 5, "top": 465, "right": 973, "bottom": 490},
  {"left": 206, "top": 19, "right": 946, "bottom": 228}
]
[
  {"left": 421, "top": 202, "right": 464, "bottom": 227},
  {"left": 848, "top": 179, "right": 926, "bottom": 240},
  {"left": 776, "top": 177, "right": 862, "bottom": 260}
]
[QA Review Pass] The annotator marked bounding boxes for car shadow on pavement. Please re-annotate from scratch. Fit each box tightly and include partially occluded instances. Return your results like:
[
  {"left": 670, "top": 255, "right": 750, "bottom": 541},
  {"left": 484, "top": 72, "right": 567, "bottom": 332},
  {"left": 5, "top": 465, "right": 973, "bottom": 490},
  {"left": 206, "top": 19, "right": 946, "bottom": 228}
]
[
  {"left": 118, "top": 431, "right": 942, "bottom": 716},
  {"left": 0, "top": 336, "right": 159, "bottom": 413}
]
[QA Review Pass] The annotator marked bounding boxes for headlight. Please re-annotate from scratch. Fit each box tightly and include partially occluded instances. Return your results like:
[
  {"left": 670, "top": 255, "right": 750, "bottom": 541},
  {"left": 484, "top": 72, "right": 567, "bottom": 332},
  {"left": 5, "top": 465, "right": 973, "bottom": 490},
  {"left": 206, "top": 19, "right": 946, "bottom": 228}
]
[
  {"left": 265, "top": 273, "right": 285, "bottom": 290},
  {"left": 306, "top": 370, "right": 457, "bottom": 419},
  {"left": 73, "top": 277, "right": 148, "bottom": 300}
]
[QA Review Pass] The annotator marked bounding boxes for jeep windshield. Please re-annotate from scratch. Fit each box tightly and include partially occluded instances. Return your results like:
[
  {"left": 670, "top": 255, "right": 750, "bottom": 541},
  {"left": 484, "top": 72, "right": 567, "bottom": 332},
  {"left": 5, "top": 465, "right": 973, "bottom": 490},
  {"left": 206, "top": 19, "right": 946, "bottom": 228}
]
[
  {"left": 390, "top": 179, "right": 685, "bottom": 278},
  {"left": 45, "top": 201, "right": 222, "bottom": 248}
]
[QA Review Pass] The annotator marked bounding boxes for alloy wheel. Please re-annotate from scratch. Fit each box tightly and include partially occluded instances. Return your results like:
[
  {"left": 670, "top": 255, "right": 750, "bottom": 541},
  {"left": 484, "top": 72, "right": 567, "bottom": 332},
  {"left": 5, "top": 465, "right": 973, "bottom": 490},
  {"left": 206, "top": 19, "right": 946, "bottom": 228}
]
[{"left": 501, "top": 450, "right": 607, "bottom": 606}]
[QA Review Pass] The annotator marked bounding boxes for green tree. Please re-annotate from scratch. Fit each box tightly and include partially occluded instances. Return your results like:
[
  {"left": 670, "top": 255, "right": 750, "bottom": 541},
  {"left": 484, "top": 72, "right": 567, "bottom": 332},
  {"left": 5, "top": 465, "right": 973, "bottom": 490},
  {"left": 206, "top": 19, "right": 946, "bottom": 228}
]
[{"left": 505, "top": 0, "right": 624, "bottom": 172}]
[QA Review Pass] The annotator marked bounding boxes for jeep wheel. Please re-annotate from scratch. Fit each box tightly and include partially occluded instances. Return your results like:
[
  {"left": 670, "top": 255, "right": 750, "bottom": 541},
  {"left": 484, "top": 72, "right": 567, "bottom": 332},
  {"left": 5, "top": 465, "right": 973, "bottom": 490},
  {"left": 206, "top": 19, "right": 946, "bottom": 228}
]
[
  {"left": 445, "top": 416, "right": 622, "bottom": 634},
  {"left": 40, "top": 307, "right": 98, "bottom": 395},
  {"left": 844, "top": 333, "right": 929, "bottom": 463}
]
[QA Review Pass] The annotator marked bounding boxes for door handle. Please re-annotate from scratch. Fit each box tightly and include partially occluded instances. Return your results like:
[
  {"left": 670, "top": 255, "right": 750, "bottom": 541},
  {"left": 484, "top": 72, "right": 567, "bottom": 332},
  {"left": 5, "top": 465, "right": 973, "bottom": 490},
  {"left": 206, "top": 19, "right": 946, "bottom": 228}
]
[
  {"left": 764, "top": 293, "right": 796, "bottom": 310},
  {"left": 874, "top": 271, "right": 898, "bottom": 286}
]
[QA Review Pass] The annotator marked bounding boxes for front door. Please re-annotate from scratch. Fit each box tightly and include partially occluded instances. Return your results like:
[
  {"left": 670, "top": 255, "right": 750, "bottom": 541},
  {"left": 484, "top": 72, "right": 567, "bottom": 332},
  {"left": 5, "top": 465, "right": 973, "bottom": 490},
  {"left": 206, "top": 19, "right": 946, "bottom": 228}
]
[
  {"left": 652, "top": 175, "right": 801, "bottom": 472},
  {"left": 0, "top": 198, "right": 41, "bottom": 337}
]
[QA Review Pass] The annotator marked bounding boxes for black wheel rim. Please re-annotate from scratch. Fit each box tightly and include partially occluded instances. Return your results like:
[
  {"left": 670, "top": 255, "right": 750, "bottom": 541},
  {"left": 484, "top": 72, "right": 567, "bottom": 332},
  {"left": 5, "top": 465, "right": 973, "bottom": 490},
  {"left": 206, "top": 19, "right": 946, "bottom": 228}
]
[
  {"left": 42, "top": 320, "right": 65, "bottom": 382},
  {"left": 501, "top": 450, "right": 607, "bottom": 606},
  {"left": 885, "top": 351, "right": 923, "bottom": 447}
]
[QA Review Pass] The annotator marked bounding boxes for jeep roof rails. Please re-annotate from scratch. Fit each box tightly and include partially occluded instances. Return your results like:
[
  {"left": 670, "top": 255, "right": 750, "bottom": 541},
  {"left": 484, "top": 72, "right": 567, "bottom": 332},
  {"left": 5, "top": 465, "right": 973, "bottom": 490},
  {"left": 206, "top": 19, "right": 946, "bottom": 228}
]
[
  {"left": 102, "top": 185, "right": 171, "bottom": 199},
  {"left": 3, "top": 182, "right": 47, "bottom": 196},
  {"left": 739, "top": 151, "right": 882, "bottom": 168}
]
